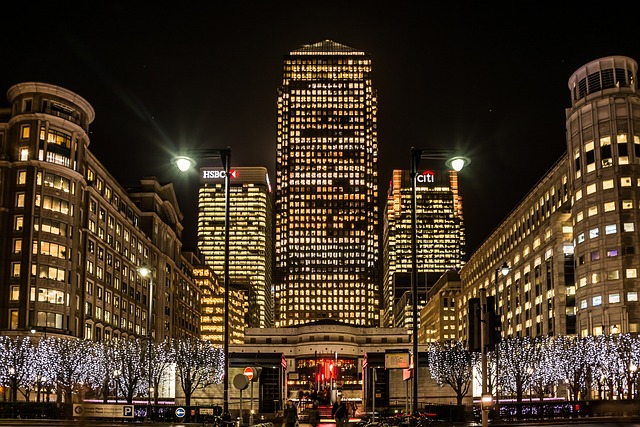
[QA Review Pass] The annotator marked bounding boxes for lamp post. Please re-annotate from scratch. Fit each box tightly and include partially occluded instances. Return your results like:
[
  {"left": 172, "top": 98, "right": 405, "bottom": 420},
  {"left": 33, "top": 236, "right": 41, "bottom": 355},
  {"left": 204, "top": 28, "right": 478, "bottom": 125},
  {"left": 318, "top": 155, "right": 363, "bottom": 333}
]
[
  {"left": 174, "top": 147, "right": 231, "bottom": 414},
  {"left": 493, "top": 261, "right": 510, "bottom": 420},
  {"left": 138, "top": 265, "right": 154, "bottom": 418},
  {"left": 410, "top": 148, "right": 469, "bottom": 414}
]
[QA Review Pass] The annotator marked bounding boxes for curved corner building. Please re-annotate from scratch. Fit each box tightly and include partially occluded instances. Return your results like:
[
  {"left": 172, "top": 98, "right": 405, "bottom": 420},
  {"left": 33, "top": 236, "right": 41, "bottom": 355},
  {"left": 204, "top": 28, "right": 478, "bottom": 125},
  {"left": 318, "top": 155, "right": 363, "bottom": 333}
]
[{"left": 566, "top": 56, "right": 640, "bottom": 335}]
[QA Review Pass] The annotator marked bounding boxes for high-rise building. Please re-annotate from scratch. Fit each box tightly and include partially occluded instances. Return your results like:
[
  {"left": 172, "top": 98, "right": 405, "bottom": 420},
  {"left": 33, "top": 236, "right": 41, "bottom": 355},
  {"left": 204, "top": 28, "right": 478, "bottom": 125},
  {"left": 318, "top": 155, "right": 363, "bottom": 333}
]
[
  {"left": 275, "top": 40, "right": 379, "bottom": 327},
  {"left": 197, "top": 166, "right": 273, "bottom": 330},
  {"left": 382, "top": 169, "right": 465, "bottom": 331}
]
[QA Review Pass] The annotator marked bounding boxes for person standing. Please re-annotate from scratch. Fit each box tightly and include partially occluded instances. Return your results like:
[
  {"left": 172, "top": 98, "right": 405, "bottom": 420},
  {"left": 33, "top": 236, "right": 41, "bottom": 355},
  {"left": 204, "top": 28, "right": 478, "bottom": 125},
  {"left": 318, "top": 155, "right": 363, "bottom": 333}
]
[
  {"left": 332, "top": 396, "right": 348, "bottom": 427},
  {"left": 284, "top": 400, "right": 298, "bottom": 427},
  {"left": 308, "top": 401, "right": 320, "bottom": 427}
]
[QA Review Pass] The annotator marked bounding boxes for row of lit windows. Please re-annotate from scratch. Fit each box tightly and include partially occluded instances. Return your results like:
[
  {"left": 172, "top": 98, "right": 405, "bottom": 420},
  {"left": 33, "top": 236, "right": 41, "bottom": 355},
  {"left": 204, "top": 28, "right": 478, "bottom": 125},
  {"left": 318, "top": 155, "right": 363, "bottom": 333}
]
[
  {"left": 575, "top": 222, "right": 633, "bottom": 244},
  {"left": 574, "top": 134, "right": 640, "bottom": 178},
  {"left": 579, "top": 291, "right": 638, "bottom": 309}
]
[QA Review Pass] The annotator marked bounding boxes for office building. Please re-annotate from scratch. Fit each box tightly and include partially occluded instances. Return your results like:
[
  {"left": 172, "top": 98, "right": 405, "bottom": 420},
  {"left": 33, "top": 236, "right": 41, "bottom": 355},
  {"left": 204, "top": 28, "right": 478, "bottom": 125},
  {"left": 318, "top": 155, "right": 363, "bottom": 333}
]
[
  {"left": 456, "top": 55, "right": 640, "bottom": 343},
  {"left": 197, "top": 166, "right": 273, "bottom": 329},
  {"left": 383, "top": 169, "right": 464, "bottom": 332},
  {"left": 0, "top": 82, "right": 200, "bottom": 342},
  {"left": 275, "top": 40, "right": 379, "bottom": 327}
]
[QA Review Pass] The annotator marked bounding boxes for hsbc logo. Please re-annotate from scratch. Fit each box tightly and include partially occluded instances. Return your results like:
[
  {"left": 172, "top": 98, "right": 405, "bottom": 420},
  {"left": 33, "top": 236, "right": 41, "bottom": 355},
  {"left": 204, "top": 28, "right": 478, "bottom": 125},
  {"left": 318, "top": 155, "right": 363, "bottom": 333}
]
[
  {"left": 416, "top": 170, "right": 435, "bottom": 183},
  {"left": 202, "top": 170, "right": 238, "bottom": 180}
]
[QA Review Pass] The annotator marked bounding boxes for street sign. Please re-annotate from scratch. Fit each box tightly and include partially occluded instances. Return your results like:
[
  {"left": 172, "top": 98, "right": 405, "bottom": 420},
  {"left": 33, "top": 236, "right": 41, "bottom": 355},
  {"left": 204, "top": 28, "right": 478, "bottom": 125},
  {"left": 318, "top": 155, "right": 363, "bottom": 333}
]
[
  {"left": 175, "top": 407, "right": 186, "bottom": 418},
  {"left": 72, "top": 404, "right": 134, "bottom": 418},
  {"left": 244, "top": 366, "right": 254, "bottom": 381}
]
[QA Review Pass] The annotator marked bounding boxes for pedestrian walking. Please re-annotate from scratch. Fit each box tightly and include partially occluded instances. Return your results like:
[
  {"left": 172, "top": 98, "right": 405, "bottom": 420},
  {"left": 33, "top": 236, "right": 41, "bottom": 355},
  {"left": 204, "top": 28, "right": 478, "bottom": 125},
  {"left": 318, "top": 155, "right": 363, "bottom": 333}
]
[
  {"left": 332, "top": 396, "right": 348, "bottom": 427},
  {"left": 284, "top": 399, "right": 298, "bottom": 427}
]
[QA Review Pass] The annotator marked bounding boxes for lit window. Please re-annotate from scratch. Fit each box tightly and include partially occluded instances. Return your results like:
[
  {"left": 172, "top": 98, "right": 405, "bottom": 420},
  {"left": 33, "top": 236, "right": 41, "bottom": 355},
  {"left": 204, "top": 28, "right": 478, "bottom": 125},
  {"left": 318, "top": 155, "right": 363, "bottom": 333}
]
[
  {"left": 577, "top": 233, "right": 585, "bottom": 244},
  {"left": 20, "top": 147, "right": 29, "bottom": 161},
  {"left": 605, "top": 224, "right": 617, "bottom": 234},
  {"left": 623, "top": 200, "right": 633, "bottom": 209},
  {"left": 624, "top": 223, "right": 635, "bottom": 232},
  {"left": 576, "top": 211, "right": 583, "bottom": 222},
  {"left": 627, "top": 269, "right": 638, "bottom": 279},
  {"left": 588, "top": 206, "right": 598, "bottom": 216},
  {"left": 621, "top": 177, "right": 632, "bottom": 187},
  {"left": 575, "top": 189, "right": 583, "bottom": 200},
  {"left": 607, "top": 270, "right": 619, "bottom": 280},
  {"left": 602, "top": 179, "right": 614, "bottom": 189},
  {"left": 609, "top": 293, "right": 620, "bottom": 303},
  {"left": 589, "top": 228, "right": 599, "bottom": 239},
  {"left": 15, "top": 193, "right": 25, "bottom": 208},
  {"left": 607, "top": 249, "right": 618, "bottom": 257},
  {"left": 628, "top": 292, "right": 638, "bottom": 302},
  {"left": 579, "top": 277, "right": 587, "bottom": 287},
  {"left": 20, "top": 124, "right": 30, "bottom": 139},
  {"left": 10, "top": 286, "right": 19, "bottom": 301},
  {"left": 604, "top": 202, "right": 616, "bottom": 212},
  {"left": 17, "top": 171, "right": 27, "bottom": 185},
  {"left": 592, "top": 296, "right": 602, "bottom": 306},
  {"left": 580, "top": 299, "right": 588, "bottom": 309},
  {"left": 586, "top": 183, "right": 597, "bottom": 194},
  {"left": 12, "top": 262, "right": 20, "bottom": 277}
]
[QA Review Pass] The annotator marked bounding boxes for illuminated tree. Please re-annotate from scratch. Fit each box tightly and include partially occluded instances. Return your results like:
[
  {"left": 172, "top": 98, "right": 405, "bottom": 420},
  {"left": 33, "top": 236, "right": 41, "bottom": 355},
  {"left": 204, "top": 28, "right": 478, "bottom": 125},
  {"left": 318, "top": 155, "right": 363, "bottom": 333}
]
[
  {"left": 149, "top": 339, "right": 174, "bottom": 404},
  {"left": 113, "top": 338, "right": 145, "bottom": 403},
  {"left": 173, "top": 338, "right": 224, "bottom": 406},
  {"left": 554, "top": 335, "right": 596, "bottom": 400},
  {"left": 427, "top": 340, "right": 475, "bottom": 405},
  {"left": 499, "top": 336, "right": 537, "bottom": 402},
  {"left": 48, "top": 337, "right": 91, "bottom": 403},
  {"left": 0, "top": 336, "right": 36, "bottom": 402},
  {"left": 529, "top": 336, "right": 560, "bottom": 400}
]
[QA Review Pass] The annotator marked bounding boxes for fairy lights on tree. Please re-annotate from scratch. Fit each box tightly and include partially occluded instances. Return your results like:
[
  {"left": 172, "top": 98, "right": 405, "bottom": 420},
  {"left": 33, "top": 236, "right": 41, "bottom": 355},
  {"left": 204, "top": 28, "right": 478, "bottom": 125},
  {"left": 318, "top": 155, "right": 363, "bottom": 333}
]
[
  {"left": 173, "top": 338, "right": 224, "bottom": 406},
  {"left": 427, "top": 340, "right": 476, "bottom": 405}
]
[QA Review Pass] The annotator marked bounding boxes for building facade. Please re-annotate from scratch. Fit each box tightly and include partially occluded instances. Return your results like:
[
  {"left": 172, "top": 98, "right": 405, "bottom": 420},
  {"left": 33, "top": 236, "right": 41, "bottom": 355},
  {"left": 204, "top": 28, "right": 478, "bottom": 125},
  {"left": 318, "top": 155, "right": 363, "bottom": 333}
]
[
  {"left": 0, "top": 82, "right": 200, "bottom": 342},
  {"left": 197, "top": 166, "right": 273, "bottom": 331},
  {"left": 454, "top": 55, "right": 640, "bottom": 344},
  {"left": 275, "top": 40, "right": 379, "bottom": 327},
  {"left": 383, "top": 169, "right": 465, "bottom": 332}
]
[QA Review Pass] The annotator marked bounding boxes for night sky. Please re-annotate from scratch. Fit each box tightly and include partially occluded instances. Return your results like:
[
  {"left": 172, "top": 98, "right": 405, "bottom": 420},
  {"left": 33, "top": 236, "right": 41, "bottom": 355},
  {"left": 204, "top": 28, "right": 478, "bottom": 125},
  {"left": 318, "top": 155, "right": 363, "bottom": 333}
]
[{"left": 4, "top": 2, "right": 640, "bottom": 255}]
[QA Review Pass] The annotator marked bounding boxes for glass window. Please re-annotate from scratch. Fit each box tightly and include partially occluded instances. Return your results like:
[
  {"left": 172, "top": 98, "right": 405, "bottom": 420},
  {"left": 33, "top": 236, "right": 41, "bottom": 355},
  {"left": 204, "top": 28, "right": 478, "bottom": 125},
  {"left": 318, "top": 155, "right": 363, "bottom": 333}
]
[
  {"left": 602, "top": 179, "right": 614, "bottom": 189},
  {"left": 624, "top": 223, "right": 635, "bottom": 232},
  {"left": 605, "top": 224, "right": 617, "bottom": 234},
  {"left": 580, "top": 299, "right": 588, "bottom": 309},
  {"left": 592, "top": 295, "right": 602, "bottom": 306},
  {"left": 609, "top": 293, "right": 621, "bottom": 303},
  {"left": 626, "top": 269, "right": 638, "bottom": 278},
  {"left": 589, "top": 228, "right": 599, "bottom": 239},
  {"left": 604, "top": 201, "right": 616, "bottom": 212},
  {"left": 628, "top": 292, "right": 638, "bottom": 302},
  {"left": 621, "top": 177, "right": 632, "bottom": 187},
  {"left": 20, "top": 124, "right": 30, "bottom": 139},
  {"left": 623, "top": 200, "right": 633, "bottom": 209}
]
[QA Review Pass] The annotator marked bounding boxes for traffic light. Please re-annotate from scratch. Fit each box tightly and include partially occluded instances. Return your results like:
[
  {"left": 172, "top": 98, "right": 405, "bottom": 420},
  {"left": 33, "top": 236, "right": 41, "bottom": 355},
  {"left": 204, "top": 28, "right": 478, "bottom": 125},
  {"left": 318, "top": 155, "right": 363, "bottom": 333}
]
[
  {"left": 468, "top": 298, "right": 481, "bottom": 352},
  {"left": 486, "top": 296, "right": 501, "bottom": 351}
]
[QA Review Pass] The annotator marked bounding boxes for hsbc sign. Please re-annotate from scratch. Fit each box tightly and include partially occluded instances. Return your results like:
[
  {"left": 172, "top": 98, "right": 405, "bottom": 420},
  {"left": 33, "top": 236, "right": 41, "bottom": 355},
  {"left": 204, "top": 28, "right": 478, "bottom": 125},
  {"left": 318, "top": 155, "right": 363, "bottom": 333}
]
[
  {"left": 416, "top": 170, "right": 435, "bottom": 184},
  {"left": 202, "top": 169, "right": 238, "bottom": 180}
]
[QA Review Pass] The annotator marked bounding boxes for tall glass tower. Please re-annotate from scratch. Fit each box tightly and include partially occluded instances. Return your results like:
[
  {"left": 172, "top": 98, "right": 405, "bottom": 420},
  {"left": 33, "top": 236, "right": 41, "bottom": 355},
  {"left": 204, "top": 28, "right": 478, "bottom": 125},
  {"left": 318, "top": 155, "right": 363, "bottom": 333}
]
[
  {"left": 275, "top": 40, "right": 379, "bottom": 327},
  {"left": 197, "top": 166, "right": 273, "bottom": 329}
]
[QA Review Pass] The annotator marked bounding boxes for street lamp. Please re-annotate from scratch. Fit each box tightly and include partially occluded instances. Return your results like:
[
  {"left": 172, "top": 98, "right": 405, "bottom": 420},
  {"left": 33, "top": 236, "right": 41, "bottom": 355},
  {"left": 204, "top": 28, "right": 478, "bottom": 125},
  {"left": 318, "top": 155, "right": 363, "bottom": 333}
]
[
  {"left": 493, "top": 261, "right": 510, "bottom": 420},
  {"left": 173, "top": 147, "right": 231, "bottom": 414},
  {"left": 138, "top": 265, "right": 154, "bottom": 418},
  {"left": 410, "top": 147, "right": 469, "bottom": 414}
]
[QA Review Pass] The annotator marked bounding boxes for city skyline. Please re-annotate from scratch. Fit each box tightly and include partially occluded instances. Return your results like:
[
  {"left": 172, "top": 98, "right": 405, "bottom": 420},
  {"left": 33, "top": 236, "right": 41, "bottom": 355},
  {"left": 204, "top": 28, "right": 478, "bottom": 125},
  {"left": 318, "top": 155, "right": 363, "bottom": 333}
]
[{"left": 4, "top": 3, "right": 640, "bottom": 255}]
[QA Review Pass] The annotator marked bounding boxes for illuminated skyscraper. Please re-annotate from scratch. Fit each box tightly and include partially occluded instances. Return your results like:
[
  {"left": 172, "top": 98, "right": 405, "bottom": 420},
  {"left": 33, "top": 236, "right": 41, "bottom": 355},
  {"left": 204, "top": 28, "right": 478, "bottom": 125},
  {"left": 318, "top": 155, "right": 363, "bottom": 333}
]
[
  {"left": 197, "top": 166, "right": 273, "bottom": 329},
  {"left": 275, "top": 40, "right": 379, "bottom": 327},
  {"left": 382, "top": 169, "right": 465, "bottom": 330}
]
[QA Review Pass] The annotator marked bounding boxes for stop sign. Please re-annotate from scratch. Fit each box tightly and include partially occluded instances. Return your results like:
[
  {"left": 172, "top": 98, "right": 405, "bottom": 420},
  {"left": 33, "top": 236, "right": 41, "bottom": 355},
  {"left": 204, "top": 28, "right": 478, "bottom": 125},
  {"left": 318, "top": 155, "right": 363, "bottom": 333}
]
[{"left": 244, "top": 367, "right": 254, "bottom": 381}]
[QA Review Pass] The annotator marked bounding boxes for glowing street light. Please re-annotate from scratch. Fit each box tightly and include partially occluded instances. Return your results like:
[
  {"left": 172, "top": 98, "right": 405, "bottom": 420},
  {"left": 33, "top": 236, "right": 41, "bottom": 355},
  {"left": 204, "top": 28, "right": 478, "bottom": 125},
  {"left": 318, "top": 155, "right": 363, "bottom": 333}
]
[
  {"left": 410, "top": 147, "right": 469, "bottom": 414},
  {"left": 173, "top": 147, "right": 231, "bottom": 414}
]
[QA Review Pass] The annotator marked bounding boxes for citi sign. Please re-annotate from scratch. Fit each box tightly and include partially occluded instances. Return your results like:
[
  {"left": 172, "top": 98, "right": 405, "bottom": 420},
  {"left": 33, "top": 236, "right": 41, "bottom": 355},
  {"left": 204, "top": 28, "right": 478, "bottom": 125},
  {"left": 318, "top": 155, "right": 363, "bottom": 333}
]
[
  {"left": 202, "top": 169, "right": 238, "bottom": 180},
  {"left": 417, "top": 170, "right": 435, "bottom": 183}
]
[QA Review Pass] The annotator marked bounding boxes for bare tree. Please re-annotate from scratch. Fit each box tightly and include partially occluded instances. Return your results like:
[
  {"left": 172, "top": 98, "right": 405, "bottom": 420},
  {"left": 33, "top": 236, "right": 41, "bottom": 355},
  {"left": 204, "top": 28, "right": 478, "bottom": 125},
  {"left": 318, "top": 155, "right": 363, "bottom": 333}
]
[
  {"left": 112, "top": 338, "right": 145, "bottom": 403},
  {"left": 49, "top": 337, "right": 91, "bottom": 403}
]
